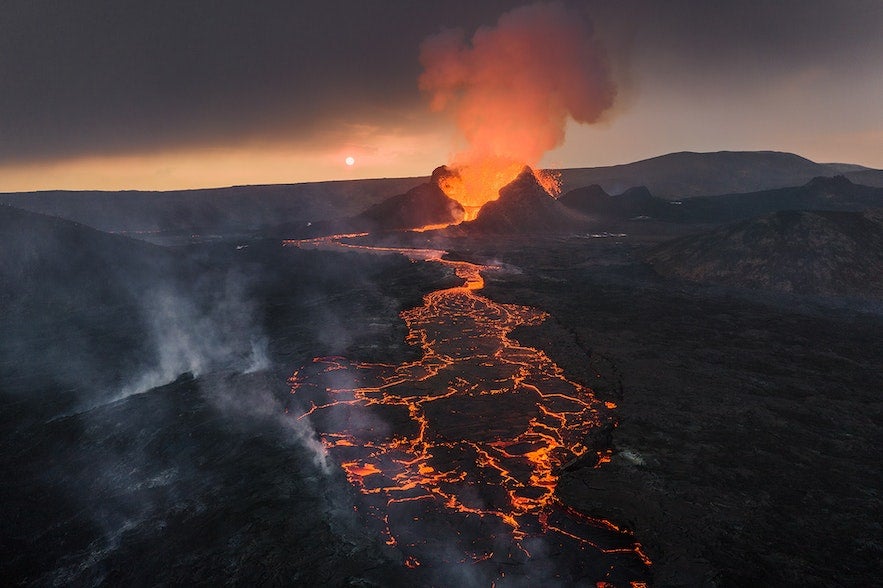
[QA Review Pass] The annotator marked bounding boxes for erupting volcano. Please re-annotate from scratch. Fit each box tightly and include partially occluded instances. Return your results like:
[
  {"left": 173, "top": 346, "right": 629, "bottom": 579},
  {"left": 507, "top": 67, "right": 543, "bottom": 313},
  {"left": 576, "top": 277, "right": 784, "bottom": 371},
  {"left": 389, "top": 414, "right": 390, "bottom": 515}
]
[
  {"left": 419, "top": 2, "right": 616, "bottom": 216},
  {"left": 434, "top": 162, "right": 562, "bottom": 222}
]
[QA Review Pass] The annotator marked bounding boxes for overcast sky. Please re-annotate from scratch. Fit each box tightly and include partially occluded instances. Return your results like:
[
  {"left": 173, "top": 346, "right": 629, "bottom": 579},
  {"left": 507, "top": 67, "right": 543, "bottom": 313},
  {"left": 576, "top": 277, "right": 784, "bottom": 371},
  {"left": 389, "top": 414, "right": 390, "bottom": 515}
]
[{"left": 2, "top": 0, "right": 881, "bottom": 191}]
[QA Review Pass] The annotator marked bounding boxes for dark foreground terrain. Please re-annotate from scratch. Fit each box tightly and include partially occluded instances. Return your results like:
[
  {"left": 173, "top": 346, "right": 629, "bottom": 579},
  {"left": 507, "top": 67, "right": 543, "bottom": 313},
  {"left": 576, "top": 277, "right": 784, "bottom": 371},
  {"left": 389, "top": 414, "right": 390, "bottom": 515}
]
[
  {"left": 0, "top": 207, "right": 458, "bottom": 585},
  {"left": 3, "top": 152, "right": 882, "bottom": 586},
  {"left": 458, "top": 233, "right": 883, "bottom": 586}
]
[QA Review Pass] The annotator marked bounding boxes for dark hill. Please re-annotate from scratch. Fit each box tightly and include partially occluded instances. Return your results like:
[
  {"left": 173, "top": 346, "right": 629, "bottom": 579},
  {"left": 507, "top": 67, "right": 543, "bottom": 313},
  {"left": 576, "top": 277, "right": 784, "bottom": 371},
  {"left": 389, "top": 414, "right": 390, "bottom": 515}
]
[
  {"left": 843, "top": 168, "right": 883, "bottom": 188},
  {"left": 558, "top": 183, "right": 610, "bottom": 205},
  {"left": 465, "top": 167, "right": 586, "bottom": 234},
  {"left": 645, "top": 209, "right": 883, "bottom": 299},
  {"left": 355, "top": 168, "right": 464, "bottom": 229},
  {"left": 559, "top": 184, "right": 672, "bottom": 219},
  {"left": 0, "top": 204, "right": 170, "bottom": 301},
  {"left": 0, "top": 205, "right": 174, "bottom": 399},
  {"left": 267, "top": 167, "right": 464, "bottom": 238},
  {"left": 671, "top": 175, "right": 883, "bottom": 223},
  {"left": 556, "top": 151, "right": 881, "bottom": 198},
  {"left": 558, "top": 175, "right": 883, "bottom": 224}
]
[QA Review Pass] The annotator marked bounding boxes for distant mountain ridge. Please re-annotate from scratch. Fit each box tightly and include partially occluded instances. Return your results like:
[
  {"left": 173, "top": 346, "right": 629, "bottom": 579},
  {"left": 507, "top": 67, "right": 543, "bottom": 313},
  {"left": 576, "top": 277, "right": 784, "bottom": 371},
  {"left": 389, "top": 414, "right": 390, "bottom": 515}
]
[
  {"left": 2, "top": 151, "right": 881, "bottom": 237},
  {"left": 560, "top": 175, "right": 883, "bottom": 224},
  {"left": 0, "top": 177, "right": 425, "bottom": 236},
  {"left": 557, "top": 151, "right": 883, "bottom": 198}
]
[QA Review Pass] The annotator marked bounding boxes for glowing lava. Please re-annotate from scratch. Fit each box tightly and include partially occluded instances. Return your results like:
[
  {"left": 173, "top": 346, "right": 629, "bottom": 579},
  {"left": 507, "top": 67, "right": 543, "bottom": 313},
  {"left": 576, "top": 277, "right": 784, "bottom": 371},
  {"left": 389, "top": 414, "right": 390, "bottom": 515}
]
[
  {"left": 437, "top": 159, "right": 561, "bottom": 221},
  {"left": 286, "top": 236, "right": 650, "bottom": 584}
]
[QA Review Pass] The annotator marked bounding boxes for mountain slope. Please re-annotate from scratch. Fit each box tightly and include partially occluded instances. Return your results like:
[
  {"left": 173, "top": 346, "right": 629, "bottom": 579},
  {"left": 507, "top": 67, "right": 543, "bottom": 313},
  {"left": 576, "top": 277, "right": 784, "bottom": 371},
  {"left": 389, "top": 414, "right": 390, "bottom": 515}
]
[
  {"left": 843, "top": 168, "right": 883, "bottom": 188},
  {"left": 355, "top": 168, "right": 465, "bottom": 229},
  {"left": 0, "top": 177, "right": 426, "bottom": 235},
  {"left": 0, "top": 205, "right": 173, "bottom": 401},
  {"left": 465, "top": 167, "right": 586, "bottom": 233},
  {"left": 559, "top": 176, "right": 883, "bottom": 224},
  {"left": 645, "top": 209, "right": 883, "bottom": 298},
  {"left": 668, "top": 176, "right": 883, "bottom": 223},
  {"left": 556, "top": 151, "right": 880, "bottom": 198},
  {"left": 559, "top": 184, "right": 672, "bottom": 219},
  {"left": 0, "top": 204, "right": 170, "bottom": 301}
]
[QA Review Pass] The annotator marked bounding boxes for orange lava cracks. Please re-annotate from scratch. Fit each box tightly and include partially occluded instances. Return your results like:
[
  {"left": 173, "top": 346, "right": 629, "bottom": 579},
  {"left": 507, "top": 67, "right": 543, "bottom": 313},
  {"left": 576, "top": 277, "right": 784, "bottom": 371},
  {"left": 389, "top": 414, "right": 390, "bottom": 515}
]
[{"left": 286, "top": 236, "right": 650, "bottom": 584}]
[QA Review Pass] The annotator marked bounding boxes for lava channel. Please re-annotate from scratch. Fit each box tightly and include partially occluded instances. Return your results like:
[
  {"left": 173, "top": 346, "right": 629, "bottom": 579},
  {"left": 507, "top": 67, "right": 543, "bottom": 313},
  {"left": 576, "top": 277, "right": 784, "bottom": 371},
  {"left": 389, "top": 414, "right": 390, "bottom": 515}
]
[{"left": 286, "top": 236, "right": 651, "bottom": 586}]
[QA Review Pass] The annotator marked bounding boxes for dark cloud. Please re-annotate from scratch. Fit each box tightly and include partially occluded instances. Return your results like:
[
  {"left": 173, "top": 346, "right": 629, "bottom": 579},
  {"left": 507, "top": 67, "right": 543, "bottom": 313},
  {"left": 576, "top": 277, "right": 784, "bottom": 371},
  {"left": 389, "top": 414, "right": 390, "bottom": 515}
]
[
  {"left": 592, "top": 0, "right": 883, "bottom": 79},
  {"left": 0, "top": 0, "right": 520, "bottom": 162},
  {"left": 1, "top": 0, "right": 880, "bottom": 164}
]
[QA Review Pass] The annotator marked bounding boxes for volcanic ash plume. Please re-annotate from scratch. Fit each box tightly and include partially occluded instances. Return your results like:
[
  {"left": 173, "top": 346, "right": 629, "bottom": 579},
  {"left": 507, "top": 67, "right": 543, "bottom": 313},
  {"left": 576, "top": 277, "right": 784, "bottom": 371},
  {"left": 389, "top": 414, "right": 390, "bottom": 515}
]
[{"left": 419, "top": 2, "right": 616, "bottom": 212}]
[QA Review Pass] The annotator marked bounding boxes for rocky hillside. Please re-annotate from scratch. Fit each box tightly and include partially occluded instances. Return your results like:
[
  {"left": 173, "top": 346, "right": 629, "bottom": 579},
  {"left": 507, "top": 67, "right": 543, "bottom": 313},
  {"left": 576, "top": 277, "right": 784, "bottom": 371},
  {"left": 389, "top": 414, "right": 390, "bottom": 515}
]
[
  {"left": 672, "top": 175, "right": 883, "bottom": 223},
  {"left": 559, "top": 184, "right": 670, "bottom": 220},
  {"left": 557, "top": 150, "right": 883, "bottom": 198},
  {"left": 559, "top": 175, "right": 883, "bottom": 225},
  {"left": 466, "top": 167, "right": 585, "bottom": 233},
  {"left": 355, "top": 166, "right": 465, "bottom": 229},
  {"left": 0, "top": 204, "right": 170, "bottom": 302},
  {"left": 646, "top": 209, "right": 883, "bottom": 299}
]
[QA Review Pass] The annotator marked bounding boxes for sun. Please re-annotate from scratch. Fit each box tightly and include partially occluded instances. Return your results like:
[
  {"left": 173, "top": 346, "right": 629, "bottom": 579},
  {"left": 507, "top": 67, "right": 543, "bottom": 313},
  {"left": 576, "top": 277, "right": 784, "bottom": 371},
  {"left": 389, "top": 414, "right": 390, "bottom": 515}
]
[{"left": 345, "top": 156, "right": 355, "bottom": 166}]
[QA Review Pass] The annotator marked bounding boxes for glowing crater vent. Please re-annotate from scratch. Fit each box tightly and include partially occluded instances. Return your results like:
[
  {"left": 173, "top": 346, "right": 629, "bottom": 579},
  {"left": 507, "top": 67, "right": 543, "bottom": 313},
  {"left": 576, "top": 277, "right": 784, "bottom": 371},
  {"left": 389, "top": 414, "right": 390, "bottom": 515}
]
[{"left": 434, "top": 161, "right": 561, "bottom": 221}]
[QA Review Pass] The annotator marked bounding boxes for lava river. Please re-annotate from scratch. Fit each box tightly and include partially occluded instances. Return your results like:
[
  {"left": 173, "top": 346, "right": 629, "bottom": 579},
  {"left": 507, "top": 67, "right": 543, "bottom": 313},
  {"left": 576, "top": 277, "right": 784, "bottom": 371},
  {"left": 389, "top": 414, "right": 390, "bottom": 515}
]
[{"left": 286, "top": 237, "right": 651, "bottom": 586}]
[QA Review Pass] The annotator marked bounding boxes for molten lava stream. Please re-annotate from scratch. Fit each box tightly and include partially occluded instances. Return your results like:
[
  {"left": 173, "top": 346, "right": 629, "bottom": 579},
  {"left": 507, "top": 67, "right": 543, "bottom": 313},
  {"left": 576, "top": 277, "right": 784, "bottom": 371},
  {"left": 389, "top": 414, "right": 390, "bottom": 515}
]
[{"left": 286, "top": 236, "right": 651, "bottom": 585}]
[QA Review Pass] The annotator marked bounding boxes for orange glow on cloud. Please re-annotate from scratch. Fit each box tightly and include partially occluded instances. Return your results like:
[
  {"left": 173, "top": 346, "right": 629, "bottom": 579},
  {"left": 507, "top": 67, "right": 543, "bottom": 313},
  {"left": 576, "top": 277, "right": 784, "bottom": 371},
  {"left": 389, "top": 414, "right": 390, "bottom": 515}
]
[{"left": 419, "top": 2, "right": 615, "bottom": 210}]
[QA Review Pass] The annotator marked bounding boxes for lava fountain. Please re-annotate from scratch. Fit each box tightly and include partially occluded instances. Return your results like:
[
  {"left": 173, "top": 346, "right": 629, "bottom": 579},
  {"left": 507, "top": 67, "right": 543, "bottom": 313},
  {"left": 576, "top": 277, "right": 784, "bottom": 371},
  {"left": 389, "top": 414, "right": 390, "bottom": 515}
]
[
  {"left": 286, "top": 237, "right": 651, "bottom": 585},
  {"left": 435, "top": 160, "right": 561, "bottom": 221}
]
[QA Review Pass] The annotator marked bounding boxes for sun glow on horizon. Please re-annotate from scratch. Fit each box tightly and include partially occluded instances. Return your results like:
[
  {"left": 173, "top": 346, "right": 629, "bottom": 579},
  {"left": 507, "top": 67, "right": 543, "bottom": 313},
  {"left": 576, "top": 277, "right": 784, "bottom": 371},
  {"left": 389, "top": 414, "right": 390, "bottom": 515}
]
[{"left": 0, "top": 132, "right": 451, "bottom": 192}]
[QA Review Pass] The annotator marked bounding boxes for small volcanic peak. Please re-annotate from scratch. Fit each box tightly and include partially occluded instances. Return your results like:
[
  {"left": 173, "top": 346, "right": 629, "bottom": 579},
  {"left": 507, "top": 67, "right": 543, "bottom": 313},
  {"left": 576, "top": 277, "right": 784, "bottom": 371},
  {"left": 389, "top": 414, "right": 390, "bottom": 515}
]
[
  {"left": 272, "top": 174, "right": 464, "bottom": 237},
  {"left": 805, "top": 174, "right": 854, "bottom": 190},
  {"left": 559, "top": 184, "right": 667, "bottom": 219},
  {"left": 646, "top": 209, "right": 883, "bottom": 299},
  {"left": 499, "top": 166, "right": 555, "bottom": 200},
  {"left": 466, "top": 167, "right": 580, "bottom": 233},
  {"left": 357, "top": 175, "right": 464, "bottom": 230},
  {"left": 619, "top": 186, "right": 655, "bottom": 202},
  {"left": 802, "top": 174, "right": 861, "bottom": 199},
  {"left": 558, "top": 184, "right": 610, "bottom": 208}
]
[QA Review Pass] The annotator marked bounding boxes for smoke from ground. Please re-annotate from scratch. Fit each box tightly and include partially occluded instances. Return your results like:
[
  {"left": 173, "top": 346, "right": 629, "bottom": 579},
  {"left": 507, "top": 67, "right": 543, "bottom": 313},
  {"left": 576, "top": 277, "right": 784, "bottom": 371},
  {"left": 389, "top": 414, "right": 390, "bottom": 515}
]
[
  {"left": 120, "top": 272, "right": 269, "bottom": 398},
  {"left": 419, "top": 1, "right": 616, "bottom": 208}
]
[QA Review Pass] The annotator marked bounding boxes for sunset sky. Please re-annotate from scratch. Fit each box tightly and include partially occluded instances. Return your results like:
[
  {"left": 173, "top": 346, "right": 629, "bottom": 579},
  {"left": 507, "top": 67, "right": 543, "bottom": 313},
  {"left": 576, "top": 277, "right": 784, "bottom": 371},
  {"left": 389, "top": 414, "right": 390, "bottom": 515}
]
[{"left": 2, "top": 0, "right": 882, "bottom": 192}]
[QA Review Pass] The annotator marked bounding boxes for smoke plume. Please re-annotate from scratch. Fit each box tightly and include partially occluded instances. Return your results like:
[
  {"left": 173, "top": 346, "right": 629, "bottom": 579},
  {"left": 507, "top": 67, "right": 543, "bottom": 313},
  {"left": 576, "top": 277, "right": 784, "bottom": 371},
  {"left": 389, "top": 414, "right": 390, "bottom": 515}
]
[{"left": 419, "top": 2, "right": 616, "bottom": 208}]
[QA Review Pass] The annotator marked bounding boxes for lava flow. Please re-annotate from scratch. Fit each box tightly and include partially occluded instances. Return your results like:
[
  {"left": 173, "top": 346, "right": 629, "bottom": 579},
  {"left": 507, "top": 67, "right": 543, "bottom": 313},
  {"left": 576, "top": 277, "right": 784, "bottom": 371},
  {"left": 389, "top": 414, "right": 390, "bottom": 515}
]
[{"left": 286, "top": 237, "right": 651, "bottom": 585}]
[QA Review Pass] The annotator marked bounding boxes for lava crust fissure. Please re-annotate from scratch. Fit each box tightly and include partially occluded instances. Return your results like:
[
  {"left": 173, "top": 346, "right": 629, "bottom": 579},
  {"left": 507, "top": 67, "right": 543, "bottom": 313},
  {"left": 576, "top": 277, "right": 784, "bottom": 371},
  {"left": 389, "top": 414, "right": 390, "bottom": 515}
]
[{"left": 287, "top": 237, "right": 651, "bottom": 585}]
